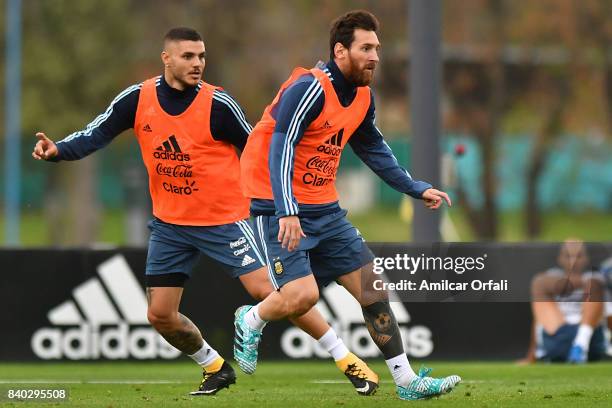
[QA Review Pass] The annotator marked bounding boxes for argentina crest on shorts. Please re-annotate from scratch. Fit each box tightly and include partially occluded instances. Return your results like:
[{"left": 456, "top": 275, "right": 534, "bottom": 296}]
[{"left": 272, "top": 257, "right": 284, "bottom": 275}]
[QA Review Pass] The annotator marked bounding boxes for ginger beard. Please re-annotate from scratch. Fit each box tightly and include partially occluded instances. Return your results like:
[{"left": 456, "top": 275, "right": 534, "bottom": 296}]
[{"left": 345, "top": 50, "right": 377, "bottom": 87}]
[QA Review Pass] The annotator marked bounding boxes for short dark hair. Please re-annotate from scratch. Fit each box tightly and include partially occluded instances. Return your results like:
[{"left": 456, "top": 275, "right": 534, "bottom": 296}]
[
  {"left": 164, "top": 27, "right": 202, "bottom": 43},
  {"left": 329, "top": 10, "right": 379, "bottom": 59}
]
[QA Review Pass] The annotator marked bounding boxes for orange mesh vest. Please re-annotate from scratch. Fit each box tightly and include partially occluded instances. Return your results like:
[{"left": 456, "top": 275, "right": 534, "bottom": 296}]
[
  {"left": 134, "top": 76, "right": 249, "bottom": 225},
  {"left": 241, "top": 67, "right": 370, "bottom": 204}
]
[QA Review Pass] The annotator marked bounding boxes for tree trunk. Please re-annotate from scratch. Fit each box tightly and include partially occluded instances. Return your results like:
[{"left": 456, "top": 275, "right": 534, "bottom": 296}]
[
  {"left": 69, "top": 158, "right": 99, "bottom": 245},
  {"left": 525, "top": 91, "right": 566, "bottom": 238},
  {"left": 45, "top": 158, "right": 99, "bottom": 245}
]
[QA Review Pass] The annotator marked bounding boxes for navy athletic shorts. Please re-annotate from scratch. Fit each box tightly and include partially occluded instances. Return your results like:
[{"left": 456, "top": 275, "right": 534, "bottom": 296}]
[
  {"left": 252, "top": 209, "right": 375, "bottom": 289},
  {"left": 145, "top": 217, "right": 265, "bottom": 285}
]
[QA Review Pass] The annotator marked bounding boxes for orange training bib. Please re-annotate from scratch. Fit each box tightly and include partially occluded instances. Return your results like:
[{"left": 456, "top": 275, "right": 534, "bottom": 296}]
[{"left": 134, "top": 77, "right": 249, "bottom": 225}]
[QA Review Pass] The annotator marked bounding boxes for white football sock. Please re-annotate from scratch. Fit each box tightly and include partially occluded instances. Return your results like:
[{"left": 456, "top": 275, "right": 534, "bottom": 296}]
[
  {"left": 244, "top": 304, "right": 267, "bottom": 331},
  {"left": 573, "top": 324, "right": 594, "bottom": 351},
  {"left": 386, "top": 353, "right": 417, "bottom": 386},
  {"left": 188, "top": 340, "right": 220, "bottom": 367},
  {"left": 317, "top": 327, "right": 349, "bottom": 361}
]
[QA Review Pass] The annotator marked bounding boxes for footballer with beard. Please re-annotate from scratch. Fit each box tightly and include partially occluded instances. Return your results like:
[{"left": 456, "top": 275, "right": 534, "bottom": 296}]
[{"left": 238, "top": 10, "right": 461, "bottom": 401}]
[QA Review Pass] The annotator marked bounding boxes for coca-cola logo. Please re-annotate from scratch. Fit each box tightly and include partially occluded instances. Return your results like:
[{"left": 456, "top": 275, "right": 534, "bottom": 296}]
[
  {"left": 305, "top": 156, "right": 338, "bottom": 177},
  {"left": 155, "top": 163, "right": 193, "bottom": 178}
]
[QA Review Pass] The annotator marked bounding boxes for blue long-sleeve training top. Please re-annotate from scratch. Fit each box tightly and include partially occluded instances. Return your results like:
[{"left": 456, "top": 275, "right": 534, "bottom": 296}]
[
  {"left": 53, "top": 74, "right": 252, "bottom": 161},
  {"left": 251, "top": 60, "right": 432, "bottom": 218}
]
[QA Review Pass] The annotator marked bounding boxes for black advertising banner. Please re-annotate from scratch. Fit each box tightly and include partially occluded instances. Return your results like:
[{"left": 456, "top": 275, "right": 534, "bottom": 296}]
[{"left": 1, "top": 243, "right": 610, "bottom": 361}]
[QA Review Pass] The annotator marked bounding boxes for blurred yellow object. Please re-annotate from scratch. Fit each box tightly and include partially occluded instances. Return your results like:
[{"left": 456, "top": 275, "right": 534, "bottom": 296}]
[{"left": 399, "top": 196, "right": 413, "bottom": 223}]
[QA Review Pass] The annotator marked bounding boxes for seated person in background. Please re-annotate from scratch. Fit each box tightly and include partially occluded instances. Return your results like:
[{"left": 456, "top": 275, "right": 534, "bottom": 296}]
[
  {"left": 521, "top": 239, "right": 607, "bottom": 364},
  {"left": 600, "top": 256, "right": 612, "bottom": 356}
]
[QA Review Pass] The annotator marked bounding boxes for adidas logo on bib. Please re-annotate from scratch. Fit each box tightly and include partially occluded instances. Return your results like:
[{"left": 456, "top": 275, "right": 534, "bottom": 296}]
[{"left": 152, "top": 135, "right": 190, "bottom": 161}]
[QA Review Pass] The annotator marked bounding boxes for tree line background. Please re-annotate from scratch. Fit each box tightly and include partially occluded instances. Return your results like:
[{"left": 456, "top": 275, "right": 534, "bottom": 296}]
[{"left": 1, "top": 0, "right": 611, "bottom": 244}]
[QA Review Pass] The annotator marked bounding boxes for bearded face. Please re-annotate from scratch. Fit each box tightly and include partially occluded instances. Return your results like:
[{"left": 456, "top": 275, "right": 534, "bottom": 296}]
[
  {"left": 335, "top": 29, "right": 380, "bottom": 87},
  {"left": 162, "top": 40, "right": 206, "bottom": 90},
  {"left": 345, "top": 49, "right": 378, "bottom": 86}
]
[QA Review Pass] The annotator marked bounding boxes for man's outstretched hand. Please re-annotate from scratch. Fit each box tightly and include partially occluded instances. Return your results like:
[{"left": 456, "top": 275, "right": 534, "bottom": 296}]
[
  {"left": 32, "top": 132, "right": 58, "bottom": 161},
  {"left": 422, "top": 188, "right": 452, "bottom": 210}
]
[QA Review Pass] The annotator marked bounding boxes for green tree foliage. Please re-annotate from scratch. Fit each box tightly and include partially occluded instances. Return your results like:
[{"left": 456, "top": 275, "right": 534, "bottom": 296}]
[
  {"left": 21, "top": 0, "right": 141, "bottom": 244},
  {"left": 7, "top": 0, "right": 610, "bottom": 244}
]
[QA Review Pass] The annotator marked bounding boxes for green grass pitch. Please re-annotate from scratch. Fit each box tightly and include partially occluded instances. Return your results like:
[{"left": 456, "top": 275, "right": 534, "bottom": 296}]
[{"left": 1, "top": 361, "right": 611, "bottom": 407}]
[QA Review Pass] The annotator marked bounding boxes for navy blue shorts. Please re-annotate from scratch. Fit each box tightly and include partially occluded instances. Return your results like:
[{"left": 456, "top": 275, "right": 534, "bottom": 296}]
[
  {"left": 252, "top": 210, "right": 375, "bottom": 289},
  {"left": 146, "top": 218, "right": 265, "bottom": 282},
  {"left": 538, "top": 324, "right": 607, "bottom": 362}
]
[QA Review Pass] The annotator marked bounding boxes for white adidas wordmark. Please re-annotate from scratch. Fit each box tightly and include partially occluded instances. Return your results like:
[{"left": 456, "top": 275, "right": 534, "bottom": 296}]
[{"left": 31, "top": 255, "right": 181, "bottom": 360}]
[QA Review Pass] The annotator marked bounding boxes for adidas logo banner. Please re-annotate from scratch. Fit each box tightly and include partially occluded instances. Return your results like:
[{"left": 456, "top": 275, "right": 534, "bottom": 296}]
[
  {"left": 30, "top": 255, "right": 181, "bottom": 360},
  {"left": 279, "top": 283, "right": 433, "bottom": 359},
  {"left": 3, "top": 244, "right": 580, "bottom": 361}
]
